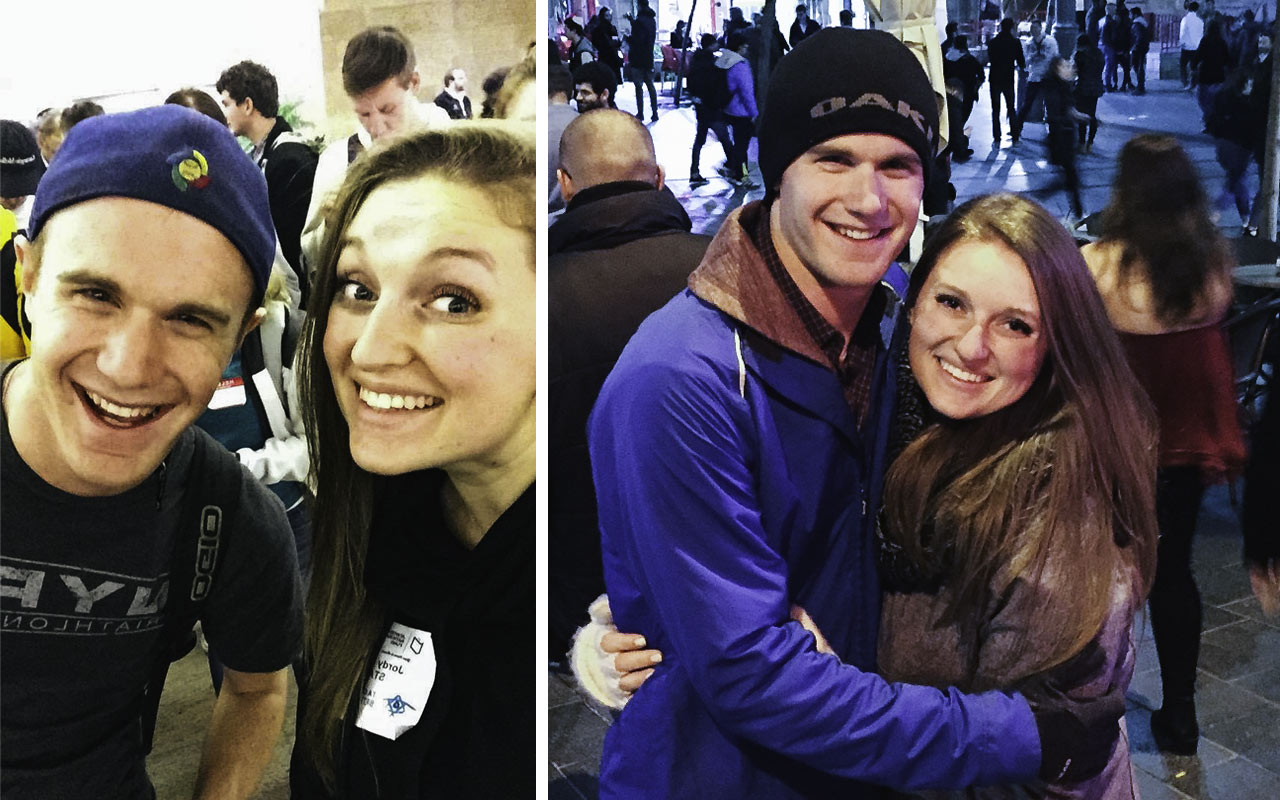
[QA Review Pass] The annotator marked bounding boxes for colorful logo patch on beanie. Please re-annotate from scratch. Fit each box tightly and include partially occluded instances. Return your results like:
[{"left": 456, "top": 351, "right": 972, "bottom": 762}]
[{"left": 168, "top": 149, "right": 211, "bottom": 191}]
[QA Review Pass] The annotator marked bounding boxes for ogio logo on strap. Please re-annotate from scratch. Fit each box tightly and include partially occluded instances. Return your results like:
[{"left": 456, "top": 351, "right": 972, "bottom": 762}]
[{"left": 190, "top": 506, "right": 222, "bottom": 601}]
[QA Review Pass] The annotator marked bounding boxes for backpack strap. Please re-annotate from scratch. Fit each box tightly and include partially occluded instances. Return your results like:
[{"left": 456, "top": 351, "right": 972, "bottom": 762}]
[
  {"left": 238, "top": 327, "right": 277, "bottom": 438},
  {"left": 139, "top": 431, "right": 244, "bottom": 753}
]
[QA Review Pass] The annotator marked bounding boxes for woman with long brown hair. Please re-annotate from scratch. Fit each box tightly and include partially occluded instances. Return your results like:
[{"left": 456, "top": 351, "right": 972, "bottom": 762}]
[
  {"left": 1081, "top": 134, "right": 1245, "bottom": 755},
  {"left": 588, "top": 193, "right": 1159, "bottom": 797},
  {"left": 291, "top": 122, "right": 535, "bottom": 797}
]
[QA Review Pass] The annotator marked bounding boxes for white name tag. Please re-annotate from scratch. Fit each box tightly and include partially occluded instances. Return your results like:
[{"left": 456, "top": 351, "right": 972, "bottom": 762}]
[
  {"left": 207, "top": 377, "right": 246, "bottom": 410},
  {"left": 354, "top": 623, "right": 437, "bottom": 740}
]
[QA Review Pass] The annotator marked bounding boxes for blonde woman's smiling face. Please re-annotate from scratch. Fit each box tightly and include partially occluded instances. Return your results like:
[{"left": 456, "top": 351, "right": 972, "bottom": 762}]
[
  {"left": 323, "top": 175, "right": 535, "bottom": 479},
  {"left": 908, "top": 239, "right": 1048, "bottom": 420}
]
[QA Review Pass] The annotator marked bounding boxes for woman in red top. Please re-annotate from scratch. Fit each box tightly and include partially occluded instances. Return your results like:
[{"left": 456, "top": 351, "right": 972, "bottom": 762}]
[{"left": 1081, "top": 134, "right": 1246, "bottom": 756}]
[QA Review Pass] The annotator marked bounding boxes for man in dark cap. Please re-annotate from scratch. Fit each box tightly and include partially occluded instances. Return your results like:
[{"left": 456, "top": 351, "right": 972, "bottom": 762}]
[
  {"left": 1, "top": 120, "right": 46, "bottom": 229},
  {"left": 1, "top": 120, "right": 45, "bottom": 358},
  {"left": 582, "top": 28, "right": 1125, "bottom": 797},
  {"left": 1, "top": 105, "right": 302, "bottom": 799}
]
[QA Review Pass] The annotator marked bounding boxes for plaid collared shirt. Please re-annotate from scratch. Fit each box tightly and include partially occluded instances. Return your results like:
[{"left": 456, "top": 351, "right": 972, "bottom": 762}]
[{"left": 752, "top": 208, "right": 886, "bottom": 427}]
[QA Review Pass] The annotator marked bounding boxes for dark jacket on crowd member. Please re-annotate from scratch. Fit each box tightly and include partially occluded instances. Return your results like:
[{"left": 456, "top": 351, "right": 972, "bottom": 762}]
[
  {"left": 592, "top": 15, "right": 624, "bottom": 74},
  {"left": 1208, "top": 74, "right": 1257, "bottom": 151},
  {"left": 1197, "top": 24, "right": 1232, "bottom": 85},
  {"left": 433, "top": 90, "right": 473, "bottom": 120},
  {"left": 1131, "top": 13, "right": 1151, "bottom": 56},
  {"left": 628, "top": 7, "right": 658, "bottom": 72},
  {"left": 988, "top": 27, "right": 1026, "bottom": 85},
  {"left": 943, "top": 45, "right": 984, "bottom": 104},
  {"left": 547, "top": 182, "right": 710, "bottom": 658},
  {"left": 1104, "top": 12, "right": 1133, "bottom": 53},
  {"left": 258, "top": 116, "right": 317, "bottom": 303},
  {"left": 1075, "top": 40, "right": 1107, "bottom": 99},
  {"left": 1088, "top": 3, "right": 1107, "bottom": 41},
  {"left": 789, "top": 16, "right": 821, "bottom": 49},
  {"left": 687, "top": 45, "right": 731, "bottom": 112},
  {"left": 723, "top": 14, "right": 752, "bottom": 42}
]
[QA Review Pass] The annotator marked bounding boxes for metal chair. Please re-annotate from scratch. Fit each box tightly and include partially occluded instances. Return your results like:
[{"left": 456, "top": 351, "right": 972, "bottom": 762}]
[{"left": 659, "top": 44, "right": 679, "bottom": 92}]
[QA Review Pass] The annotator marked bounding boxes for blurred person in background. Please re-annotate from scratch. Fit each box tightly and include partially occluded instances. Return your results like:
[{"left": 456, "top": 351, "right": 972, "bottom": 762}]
[
  {"left": 300, "top": 26, "right": 450, "bottom": 268},
  {"left": 1073, "top": 33, "right": 1105, "bottom": 153},
  {"left": 218, "top": 59, "right": 318, "bottom": 307},
  {"left": 1081, "top": 135, "right": 1244, "bottom": 756}
]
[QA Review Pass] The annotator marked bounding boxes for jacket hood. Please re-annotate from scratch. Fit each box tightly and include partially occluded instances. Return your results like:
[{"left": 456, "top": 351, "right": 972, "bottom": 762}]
[
  {"left": 549, "top": 183, "right": 692, "bottom": 254},
  {"left": 687, "top": 202, "right": 830, "bottom": 367},
  {"left": 716, "top": 50, "right": 746, "bottom": 69}
]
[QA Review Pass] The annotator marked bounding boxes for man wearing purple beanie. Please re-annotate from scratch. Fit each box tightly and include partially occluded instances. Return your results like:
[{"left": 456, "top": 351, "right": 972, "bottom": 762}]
[
  {"left": 585, "top": 29, "right": 1125, "bottom": 796},
  {"left": 1, "top": 105, "right": 302, "bottom": 799}
]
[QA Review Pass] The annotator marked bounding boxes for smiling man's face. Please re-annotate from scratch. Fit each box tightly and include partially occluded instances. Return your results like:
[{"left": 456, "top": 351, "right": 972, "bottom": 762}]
[
  {"left": 14, "top": 197, "right": 253, "bottom": 496},
  {"left": 771, "top": 133, "right": 924, "bottom": 310}
]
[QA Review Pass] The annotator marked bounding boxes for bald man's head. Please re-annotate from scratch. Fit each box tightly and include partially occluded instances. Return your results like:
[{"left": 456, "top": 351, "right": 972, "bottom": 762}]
[{"left": 557, "top": 109, "right": 664, "bottom": 204}]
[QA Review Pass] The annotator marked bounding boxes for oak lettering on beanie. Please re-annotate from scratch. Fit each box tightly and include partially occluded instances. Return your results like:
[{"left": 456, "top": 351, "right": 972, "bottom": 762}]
[
  {"left": 758, "top": 28, "right": 940, "bottom": 193},
  {"left": 27, "top": 105, "right": 275, "bottom": 307}
]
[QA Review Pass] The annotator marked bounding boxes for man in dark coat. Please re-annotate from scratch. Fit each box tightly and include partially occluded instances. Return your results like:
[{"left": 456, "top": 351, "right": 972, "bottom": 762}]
[
  {"left": 432, "top": 68, "right": 473, "bottom": 119},
  {"left": 723, "top": 6, "right": 752, "bottom": 42},
  {"left": 626, "top": 0, "right": 659, "bottom": 121},
  {"left": 1087, "top": 0, "right": 1107, "bottom": 43},
  {"left": 1110, "top": 7, "right": 1135, "bottom": 90},
  {"left": 591, "top": 7, "right": 625, "bottom": 82},
  {"left": 686, "top": 33, "right": 733, "bottom": 183},
  {"left": 216, "top": 60, "right": 317, "bottom": 306},
  {"left": 548, "top": 109, "right": 710, "bottom": 659},
  {"left": 943, "top": 35, "right": 983, "bottom": 161},
  {"left": 987, "top": 18, "right": 1026, "bottom": 142},
  {"left": 1130, "top": 8, "right": 1151, "bottom": 93},
  {"left": 789, "top": 4, "right": 821, "bottom": 49}
]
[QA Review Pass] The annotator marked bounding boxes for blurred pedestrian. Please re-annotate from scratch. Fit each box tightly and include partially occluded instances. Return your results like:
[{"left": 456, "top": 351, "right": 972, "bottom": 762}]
[{"left": 1074, "top": 34, "right": 1105, "bottom": 152}]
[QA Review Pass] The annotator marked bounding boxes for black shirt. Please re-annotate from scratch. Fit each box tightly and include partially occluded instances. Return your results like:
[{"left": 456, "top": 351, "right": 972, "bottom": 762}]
[
  {"left": 0, "top": 380, "right": 302, "bottom": 799},
  {"left": 322, "top": 471, "right": 535, "bottom": 798}
]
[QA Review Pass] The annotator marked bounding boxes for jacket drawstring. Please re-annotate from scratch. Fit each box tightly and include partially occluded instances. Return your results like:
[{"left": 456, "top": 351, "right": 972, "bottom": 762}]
[{"left": 733, "top": 329, "right": 746, "bottom": 399}]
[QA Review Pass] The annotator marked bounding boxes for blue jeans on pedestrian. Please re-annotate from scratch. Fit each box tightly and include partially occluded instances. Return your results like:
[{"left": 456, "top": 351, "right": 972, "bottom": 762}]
[{"left": 1214, "top": 138, "right": 1253, "bottom": 223}]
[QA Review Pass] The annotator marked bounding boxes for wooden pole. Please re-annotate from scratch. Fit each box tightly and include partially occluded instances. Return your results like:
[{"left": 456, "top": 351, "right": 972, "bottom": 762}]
[{"left": 672, "top": 0, "right": 699, "bottom": 104}]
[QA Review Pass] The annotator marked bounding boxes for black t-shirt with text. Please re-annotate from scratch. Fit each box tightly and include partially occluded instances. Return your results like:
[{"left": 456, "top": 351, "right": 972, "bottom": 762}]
[{"left": 1, "top": 399, "right": 303, "bottom": 799}]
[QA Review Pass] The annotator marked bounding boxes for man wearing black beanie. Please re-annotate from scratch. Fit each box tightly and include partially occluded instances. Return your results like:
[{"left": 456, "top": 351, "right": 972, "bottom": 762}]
[{"left": 584, "top": 28, "right": 1127, "bottom": 797}]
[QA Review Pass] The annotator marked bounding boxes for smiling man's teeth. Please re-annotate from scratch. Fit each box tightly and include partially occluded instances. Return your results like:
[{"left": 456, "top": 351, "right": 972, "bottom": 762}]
[
  {"left": 939, "top": 360, "right": 987, "bottom": 384},
  {"left": 85, "top": 390, "right": 159, "bottom": 419},
  {"left": 833, "top": 224, "right": 877, "bottom": 241},
  {"left": 358, "top": 386, "right": 436, "bottom": 410}
]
